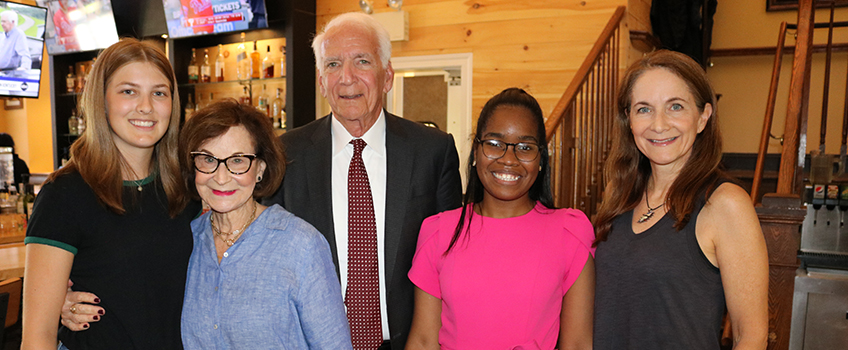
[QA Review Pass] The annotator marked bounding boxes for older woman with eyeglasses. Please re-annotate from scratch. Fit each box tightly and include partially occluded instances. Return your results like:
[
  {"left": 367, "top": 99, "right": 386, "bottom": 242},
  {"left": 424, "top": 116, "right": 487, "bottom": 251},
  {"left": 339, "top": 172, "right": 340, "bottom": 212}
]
[{"left": 178, "top": 99, "right": 352, "bottom": 349}]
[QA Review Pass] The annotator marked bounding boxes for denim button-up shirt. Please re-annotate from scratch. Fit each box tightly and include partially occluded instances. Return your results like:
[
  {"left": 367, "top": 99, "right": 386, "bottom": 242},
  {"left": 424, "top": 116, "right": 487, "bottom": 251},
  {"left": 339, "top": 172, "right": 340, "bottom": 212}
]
[{"left": 181, "top": 204, "right": 352, "bottom": 349}]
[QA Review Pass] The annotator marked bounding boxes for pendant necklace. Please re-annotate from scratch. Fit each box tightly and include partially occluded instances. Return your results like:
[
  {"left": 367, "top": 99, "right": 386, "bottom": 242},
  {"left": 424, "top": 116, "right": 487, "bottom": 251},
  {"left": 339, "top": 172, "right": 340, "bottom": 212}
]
[
  {"left": 638, "top": 188, "right": 665, "bottom": 223},
  {"left": 131, "top": 179, "right": 143, "bottom": 192},
  {"left": 210, "top": 201, "right": 257, "bottom": 246}
]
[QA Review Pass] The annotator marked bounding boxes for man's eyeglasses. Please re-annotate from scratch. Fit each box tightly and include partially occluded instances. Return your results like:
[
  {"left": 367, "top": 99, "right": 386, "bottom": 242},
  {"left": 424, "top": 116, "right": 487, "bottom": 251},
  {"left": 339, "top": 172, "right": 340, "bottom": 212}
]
[
  {"left": 476, "top": 138, "right": 541, "bottom": 162},
  {"left": 191, "top": 152, "right": 257, "bottom": 175}
]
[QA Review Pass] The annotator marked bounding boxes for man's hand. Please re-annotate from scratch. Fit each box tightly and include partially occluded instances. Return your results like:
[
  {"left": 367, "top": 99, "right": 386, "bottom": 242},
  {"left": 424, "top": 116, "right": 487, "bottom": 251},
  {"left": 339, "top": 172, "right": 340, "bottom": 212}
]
[{"left": 60, "top": 280, "right": 104, "bottom": 331}]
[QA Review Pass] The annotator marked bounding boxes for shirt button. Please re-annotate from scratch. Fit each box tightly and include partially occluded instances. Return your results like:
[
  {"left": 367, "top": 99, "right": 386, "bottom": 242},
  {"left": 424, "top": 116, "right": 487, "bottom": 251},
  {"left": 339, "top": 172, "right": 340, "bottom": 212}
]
[
  {"left": 213, "top": 324, "right": 218, "bottom": 329},
  {"left": 214, "top": 286, "right": 218, "bottom": 291},
  {"left": 223, "top": 252, "right": 229, "bottom": 258}
]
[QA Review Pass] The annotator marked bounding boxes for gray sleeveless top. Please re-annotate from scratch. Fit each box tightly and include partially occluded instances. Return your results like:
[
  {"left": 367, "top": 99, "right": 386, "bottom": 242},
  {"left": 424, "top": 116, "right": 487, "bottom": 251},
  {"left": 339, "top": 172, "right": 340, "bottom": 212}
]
[{"left": 593, "top": 187, "right": 726, "bottom": 350}]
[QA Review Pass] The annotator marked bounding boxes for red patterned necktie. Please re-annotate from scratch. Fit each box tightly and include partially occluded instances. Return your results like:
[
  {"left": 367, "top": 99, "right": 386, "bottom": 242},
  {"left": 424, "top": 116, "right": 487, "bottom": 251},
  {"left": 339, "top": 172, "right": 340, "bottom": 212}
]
[{"left": 346, "top": 138, "right": 382, "bottom": 349}]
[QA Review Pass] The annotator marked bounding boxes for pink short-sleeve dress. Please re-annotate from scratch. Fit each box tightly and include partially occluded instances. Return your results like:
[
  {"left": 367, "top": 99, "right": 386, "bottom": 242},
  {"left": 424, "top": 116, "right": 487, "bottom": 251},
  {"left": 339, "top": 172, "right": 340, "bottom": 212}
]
[{"left": 408, "top": 202, "right": 595, "bottom": 350}]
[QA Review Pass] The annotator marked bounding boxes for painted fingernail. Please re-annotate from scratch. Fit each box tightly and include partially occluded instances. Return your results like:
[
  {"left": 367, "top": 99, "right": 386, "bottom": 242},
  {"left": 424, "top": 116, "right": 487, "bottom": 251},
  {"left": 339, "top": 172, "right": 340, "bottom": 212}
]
[
  {"left": 98, "top": 309, "right": 104, "bottom": 315},
  {"left": 93, "top": 315, "right": 99, "bottom": 321},
  {"left": 93, "top": 298, "right": 100, "bottom": 303},
  {"left": 83, "top": 324, "right": 89, "bottom": 329}
]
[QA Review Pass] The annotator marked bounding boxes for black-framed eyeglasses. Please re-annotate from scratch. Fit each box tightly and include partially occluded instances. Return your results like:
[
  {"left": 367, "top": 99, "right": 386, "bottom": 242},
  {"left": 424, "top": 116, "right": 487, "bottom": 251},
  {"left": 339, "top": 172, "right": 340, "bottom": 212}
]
[
  {"left": 475, "top": 138, "right": 541, "bottom": 162},
  {"left": 191, "top": 152, "right": 257, "bottom": 175}
]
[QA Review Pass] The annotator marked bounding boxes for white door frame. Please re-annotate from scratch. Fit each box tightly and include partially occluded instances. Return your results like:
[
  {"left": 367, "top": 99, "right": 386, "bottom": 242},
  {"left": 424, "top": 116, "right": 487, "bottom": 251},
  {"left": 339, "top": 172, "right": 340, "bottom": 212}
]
[{"left": 387, "top": 53, "right": 473, "bottom": 187}]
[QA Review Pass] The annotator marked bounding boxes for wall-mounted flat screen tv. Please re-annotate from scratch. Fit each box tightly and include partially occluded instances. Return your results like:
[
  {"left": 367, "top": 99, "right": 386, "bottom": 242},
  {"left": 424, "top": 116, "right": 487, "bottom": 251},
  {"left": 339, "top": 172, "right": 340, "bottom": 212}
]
[
  {"left": 162, "top": 0, "right": 267, "bottom": 38},
  {"left": 0, "top": 1, "right": 47, "bottom": 98},
  {"left": 37, "top": 0, "right": 119, "bottom": 55}
]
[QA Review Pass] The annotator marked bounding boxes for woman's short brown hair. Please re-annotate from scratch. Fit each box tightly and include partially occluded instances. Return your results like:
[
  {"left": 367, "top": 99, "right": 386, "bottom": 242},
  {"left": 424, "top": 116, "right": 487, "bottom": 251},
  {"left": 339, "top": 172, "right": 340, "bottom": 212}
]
[{"left": 178, "top": 99, "right": 285, "bottom": 200}]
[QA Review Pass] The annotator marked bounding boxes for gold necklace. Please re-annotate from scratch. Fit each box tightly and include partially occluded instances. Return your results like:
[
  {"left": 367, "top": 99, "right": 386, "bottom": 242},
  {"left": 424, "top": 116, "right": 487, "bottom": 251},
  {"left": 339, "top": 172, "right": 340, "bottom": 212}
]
[
  {"left": 637, "top": 188, "right": 665, "bottom": 223},
  {"left": 210, "top": 201, "right": 257, "bottom": 246}
]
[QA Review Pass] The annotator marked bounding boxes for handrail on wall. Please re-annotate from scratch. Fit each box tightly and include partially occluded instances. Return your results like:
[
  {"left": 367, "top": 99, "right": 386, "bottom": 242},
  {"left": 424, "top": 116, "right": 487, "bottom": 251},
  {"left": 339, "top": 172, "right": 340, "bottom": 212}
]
[{"left": 751, "top": 21, "right": 788, "bottom": 204}]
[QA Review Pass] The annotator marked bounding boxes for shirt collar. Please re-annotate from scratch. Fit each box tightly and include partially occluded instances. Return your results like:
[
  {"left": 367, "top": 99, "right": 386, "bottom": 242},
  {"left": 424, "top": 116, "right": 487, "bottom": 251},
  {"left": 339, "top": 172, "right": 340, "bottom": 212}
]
[{"left": 331, "top": 110, "right": 387, "bottom": 156}]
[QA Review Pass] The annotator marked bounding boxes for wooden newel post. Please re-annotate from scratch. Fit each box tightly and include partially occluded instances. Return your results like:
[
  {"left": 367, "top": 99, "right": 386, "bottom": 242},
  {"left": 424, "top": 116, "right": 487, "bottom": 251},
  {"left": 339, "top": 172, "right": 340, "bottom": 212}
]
[{"left": 757, "top": 193, "right": 806, "bottom": 350}]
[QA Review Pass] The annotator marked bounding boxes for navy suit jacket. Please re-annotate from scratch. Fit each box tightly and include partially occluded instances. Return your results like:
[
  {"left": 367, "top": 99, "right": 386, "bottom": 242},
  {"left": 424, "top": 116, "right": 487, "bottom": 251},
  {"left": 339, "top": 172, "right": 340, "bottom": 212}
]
[{"left": 265, "top": 111, "right": 462, "bottom": 348}]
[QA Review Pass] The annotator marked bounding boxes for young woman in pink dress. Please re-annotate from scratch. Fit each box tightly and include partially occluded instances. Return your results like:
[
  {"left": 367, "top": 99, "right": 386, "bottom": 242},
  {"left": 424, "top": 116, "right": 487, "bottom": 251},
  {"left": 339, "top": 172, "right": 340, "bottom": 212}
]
[{"left": 405, "top": 88, "right": 595, "bottom": 350}]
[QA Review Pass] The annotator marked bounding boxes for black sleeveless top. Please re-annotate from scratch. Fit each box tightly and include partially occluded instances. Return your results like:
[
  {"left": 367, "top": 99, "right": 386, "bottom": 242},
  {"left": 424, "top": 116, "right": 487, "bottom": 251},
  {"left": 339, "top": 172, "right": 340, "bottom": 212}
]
[{"left": 593, "top": 182, "right": 728, "bottom": 350}]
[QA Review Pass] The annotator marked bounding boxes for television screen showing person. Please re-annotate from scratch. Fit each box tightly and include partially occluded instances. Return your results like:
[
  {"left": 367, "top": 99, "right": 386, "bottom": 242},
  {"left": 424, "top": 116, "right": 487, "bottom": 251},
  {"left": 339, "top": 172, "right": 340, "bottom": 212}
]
[{"left": 0, "top": 9, "right": 32, "bottom": 71}]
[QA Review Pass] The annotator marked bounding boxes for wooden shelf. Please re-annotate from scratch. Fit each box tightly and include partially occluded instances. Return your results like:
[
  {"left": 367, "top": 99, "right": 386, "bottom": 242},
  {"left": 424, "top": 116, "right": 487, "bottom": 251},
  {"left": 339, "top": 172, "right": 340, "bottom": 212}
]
[{"left": 179, "top": 76, "right": 286, "bottom": 88}]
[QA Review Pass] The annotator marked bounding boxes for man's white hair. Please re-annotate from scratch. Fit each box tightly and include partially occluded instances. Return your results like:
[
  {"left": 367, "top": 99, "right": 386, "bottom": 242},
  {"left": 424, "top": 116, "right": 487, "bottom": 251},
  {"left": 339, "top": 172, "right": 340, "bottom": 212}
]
[
  {"left": 0, "top": 10, "right": 17, "bottom": 24},
  {"left": 311, "top": 12, "right": 391, "bottom": 74}
]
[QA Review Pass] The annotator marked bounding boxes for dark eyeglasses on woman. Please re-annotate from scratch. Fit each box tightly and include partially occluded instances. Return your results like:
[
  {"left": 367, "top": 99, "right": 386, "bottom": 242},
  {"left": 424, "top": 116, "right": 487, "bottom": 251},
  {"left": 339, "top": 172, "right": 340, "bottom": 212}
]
[
  {"left": 191, "top": 152, "right": 257, "bottom": 175},
  {"left": 476, "top": 138, "right": 541, "bottom": 162}
]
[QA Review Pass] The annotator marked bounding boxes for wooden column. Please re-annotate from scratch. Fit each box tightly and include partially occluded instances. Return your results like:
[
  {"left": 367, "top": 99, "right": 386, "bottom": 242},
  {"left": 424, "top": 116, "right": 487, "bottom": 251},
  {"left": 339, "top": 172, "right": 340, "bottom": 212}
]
[
  {"left": 757, "top": 194, "right": 806, "bottom": 350},
  {"left": 777, "top": 0, "right": 814, "bottom": 195}
]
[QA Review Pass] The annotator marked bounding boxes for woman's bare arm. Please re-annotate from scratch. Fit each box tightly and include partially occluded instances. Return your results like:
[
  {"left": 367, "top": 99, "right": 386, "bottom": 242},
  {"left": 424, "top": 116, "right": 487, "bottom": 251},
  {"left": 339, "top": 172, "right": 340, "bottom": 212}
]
[
  {"left": 22, "top": 244, "right": 74, "bottom": 350},
  {"left": 699, "top": 183, "right": 769, "bottom": 350},
  {"left": 558, "top": 255, "right": 594, "bottom": 350},
  {"left": 405, "top": 286, "right": 442, "bottom": 350}
]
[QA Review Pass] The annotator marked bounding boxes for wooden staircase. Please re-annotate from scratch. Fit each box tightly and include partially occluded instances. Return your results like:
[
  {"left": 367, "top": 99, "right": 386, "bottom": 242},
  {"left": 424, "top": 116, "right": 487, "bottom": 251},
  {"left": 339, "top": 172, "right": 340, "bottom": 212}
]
[{"left": 544, "top": 6, "right": 624, "bottom": 218}]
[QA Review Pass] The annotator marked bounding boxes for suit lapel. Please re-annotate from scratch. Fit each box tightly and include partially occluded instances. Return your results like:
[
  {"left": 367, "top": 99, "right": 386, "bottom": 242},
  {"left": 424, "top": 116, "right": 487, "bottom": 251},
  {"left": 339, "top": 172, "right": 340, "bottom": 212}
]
[
  {"left": 384, "top": 113, "right": 413, "bottom": 287},
  {"left": 307, "top": 116, "right": 340, "bottom": 275}
]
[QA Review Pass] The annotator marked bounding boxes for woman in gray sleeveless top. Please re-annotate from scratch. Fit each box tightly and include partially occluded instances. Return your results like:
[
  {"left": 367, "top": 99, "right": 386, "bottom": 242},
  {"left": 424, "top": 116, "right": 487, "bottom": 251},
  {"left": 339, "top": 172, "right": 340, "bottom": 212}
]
[{"left": 592, "top": 50, "right": 768, "bottom": 350}]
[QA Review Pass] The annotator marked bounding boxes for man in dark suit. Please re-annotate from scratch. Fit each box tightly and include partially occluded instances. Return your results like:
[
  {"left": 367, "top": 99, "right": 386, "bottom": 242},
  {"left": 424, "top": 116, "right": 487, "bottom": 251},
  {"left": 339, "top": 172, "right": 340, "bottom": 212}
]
[{"left": 264, "top": 12, "right": 462, "bottom": 350}]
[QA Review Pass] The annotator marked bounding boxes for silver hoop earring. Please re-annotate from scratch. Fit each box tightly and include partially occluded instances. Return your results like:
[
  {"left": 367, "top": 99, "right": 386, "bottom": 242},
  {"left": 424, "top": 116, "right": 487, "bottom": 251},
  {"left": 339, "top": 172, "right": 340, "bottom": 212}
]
[{"left": 472, "top": 159, "right": 476, "bottom": 167}]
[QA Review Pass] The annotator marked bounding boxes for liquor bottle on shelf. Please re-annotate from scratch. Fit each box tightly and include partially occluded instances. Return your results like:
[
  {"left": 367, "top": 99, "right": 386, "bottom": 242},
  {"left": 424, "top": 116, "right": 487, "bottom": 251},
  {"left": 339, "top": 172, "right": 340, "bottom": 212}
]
[
  {"left": 271, "top": 88, "right": 284, "bottom": 129},
  {"left": 17, "top": 180, "right": 33, "bottom": 220},
  {"left": 200, "top": 49, "right": 211, "bottom": 83},
  {"left": 75, "top": 64, "right": 85, "bottom": 93},
  {"left": 250, "top": 41, "right": 261, "bottom": 79},
  {"left": 22, "top": 179, "right": 34, "bottom": 220},
  {"left": 15, "top": 183, "right": 24, "bottom": 216},
  {"left": 188, "top": 48, "right": 199, "bottom": 84},
  {"left": 67, "top": 109, "right": 81, "bottom": 135},
  {"left": 26, "top": 184, "right": 34, "bottom": 219},
  {"left": 185, "top": 93, "right": 195, "bottom": 119},
  {"left": 257, "top": 84, "right": 269, "bottom": 117},
  {"left": 215, "top": 44, "right": 225, "bottom": 82},
  {"left": 279, "top": 46, "right": 286, "bottom": 77},
  {"left": 262, "top": 46, "right": 274, "bottom": 78},
  {"left": 6, "top": 185, "right": 17, "bottom": 217},
  {"left": 237, "top": 33, "right": 248, "bottom": 80},
  {"left": 240, "top": 86, "right": 251, "bottom": 105},
  {"left": 66, "top": 66, "right": 75, "bottom": 93}
]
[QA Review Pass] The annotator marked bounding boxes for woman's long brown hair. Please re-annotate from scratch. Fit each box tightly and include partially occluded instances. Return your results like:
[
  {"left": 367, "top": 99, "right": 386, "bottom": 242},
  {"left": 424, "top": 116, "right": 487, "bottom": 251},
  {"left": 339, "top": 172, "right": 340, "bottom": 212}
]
[
  {"left": 48, "top": 38, "right": 187, "bottom": 217},
  {"left": 593, "top": 50, "right": 724, "bottom": 245}
]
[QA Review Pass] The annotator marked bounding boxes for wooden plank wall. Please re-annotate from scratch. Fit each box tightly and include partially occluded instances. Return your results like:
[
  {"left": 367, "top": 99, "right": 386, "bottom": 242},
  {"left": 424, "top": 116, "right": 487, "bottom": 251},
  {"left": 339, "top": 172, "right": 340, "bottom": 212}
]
[{"left": 316, "top": 0, "right": 630, "bottom": 124}]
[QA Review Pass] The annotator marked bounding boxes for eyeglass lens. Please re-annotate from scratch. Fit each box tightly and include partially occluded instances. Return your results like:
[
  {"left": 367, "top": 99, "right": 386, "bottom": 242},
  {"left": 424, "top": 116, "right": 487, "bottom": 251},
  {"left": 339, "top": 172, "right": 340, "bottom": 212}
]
[
  {"left": 193, "top": 154, "right": 254, "bottom": 174},
  {"left": 480, "top": 140, "right": 540, "bottom": 162}
]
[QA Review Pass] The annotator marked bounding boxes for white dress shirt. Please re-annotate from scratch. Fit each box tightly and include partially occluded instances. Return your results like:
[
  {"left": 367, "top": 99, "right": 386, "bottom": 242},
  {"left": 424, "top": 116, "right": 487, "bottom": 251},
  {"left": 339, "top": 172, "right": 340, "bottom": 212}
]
[{"left": 330, "top": 111, "right": 390, "bottom": 340}]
